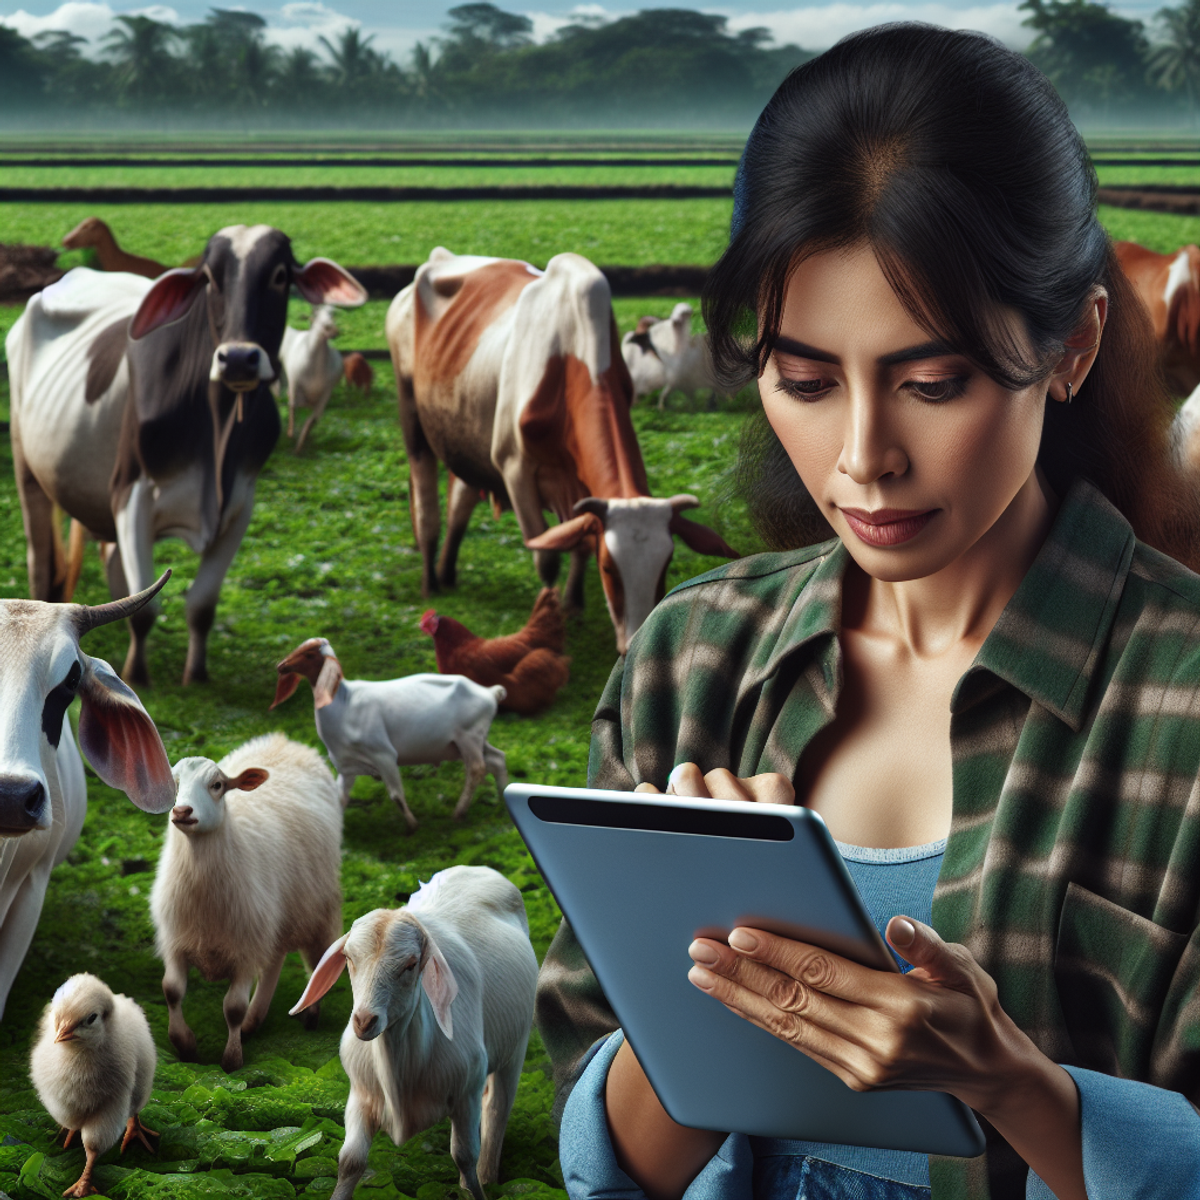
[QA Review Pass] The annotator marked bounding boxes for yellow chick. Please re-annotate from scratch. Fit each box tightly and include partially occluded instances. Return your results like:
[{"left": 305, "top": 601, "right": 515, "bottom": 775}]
[{"left": 30, "top": 974, "right": 158, "bottom": 1198}]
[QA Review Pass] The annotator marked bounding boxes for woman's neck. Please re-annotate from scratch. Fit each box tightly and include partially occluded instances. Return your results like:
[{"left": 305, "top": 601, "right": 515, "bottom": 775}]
[{"left": 849, "top": 468, "right": 1058, "bottom": 657}]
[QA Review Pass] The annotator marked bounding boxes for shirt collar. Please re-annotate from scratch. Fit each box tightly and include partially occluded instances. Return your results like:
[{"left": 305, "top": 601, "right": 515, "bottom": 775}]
[{"left": 752, "top": 479, "right": 1136, "bottom": 732}]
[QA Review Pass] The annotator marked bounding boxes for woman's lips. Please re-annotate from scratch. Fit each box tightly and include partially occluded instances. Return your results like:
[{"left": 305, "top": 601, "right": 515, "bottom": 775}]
[{"left": 840, "top": 507, "right": 938, "bottom": 547}]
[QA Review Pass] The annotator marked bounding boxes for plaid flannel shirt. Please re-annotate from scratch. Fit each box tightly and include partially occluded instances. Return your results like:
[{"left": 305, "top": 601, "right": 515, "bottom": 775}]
[{"left": 535, "top": 479, "right": 1200, "bottom": 1200}]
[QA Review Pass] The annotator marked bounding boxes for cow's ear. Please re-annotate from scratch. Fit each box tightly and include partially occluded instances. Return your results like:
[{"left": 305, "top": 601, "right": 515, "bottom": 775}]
[
  {"left": 130, "top": 268, "right": 207, "bottom": 340},
  {"left": 525, "top": 513, "right": 602, "bottom": 553},
  {"left": 294, "top": 258, "right": 367, "bottom": 308},
  {"left": 669, "top": 514, "right": 739, "bottom": 560},
  {"left": 76, "top": 655, "right": 176, "bottom": 813}
]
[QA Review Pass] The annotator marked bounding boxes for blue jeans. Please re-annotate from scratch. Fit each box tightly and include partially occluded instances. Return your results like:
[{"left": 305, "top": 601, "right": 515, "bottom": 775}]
[{"left": 752, "top": 1153, "right": 931, "bottom": 1200}]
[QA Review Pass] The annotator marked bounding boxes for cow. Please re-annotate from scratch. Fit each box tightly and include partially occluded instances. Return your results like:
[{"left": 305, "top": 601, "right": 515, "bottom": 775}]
[
  {"left": 385, "top": 248, "right": 737, "bottom": 655},
  {"left": 0, "top": 575, "right": 175, "bottom": 1021},
  {"left": 7, "top": 225, "right": 367, "bottom": 686},
  {"left": 1114, "top": 240, "right": 1200, "bottom": 395}
]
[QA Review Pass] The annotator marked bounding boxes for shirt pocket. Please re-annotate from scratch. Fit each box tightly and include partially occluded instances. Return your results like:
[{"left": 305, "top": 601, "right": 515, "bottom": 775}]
[{"left": 1054, "top": 880, "right": 1189, "bottom": 1079}]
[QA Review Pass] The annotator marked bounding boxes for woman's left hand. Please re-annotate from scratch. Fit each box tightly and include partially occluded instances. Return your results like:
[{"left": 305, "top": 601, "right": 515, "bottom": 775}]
[{"left": 688, "top": 915, "right": 1043, "bottom": 1119}]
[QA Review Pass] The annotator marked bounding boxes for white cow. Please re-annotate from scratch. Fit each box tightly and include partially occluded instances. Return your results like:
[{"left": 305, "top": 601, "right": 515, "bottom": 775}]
[{"left": 0, "top": 577, "right": 175, "bottom": 1021}]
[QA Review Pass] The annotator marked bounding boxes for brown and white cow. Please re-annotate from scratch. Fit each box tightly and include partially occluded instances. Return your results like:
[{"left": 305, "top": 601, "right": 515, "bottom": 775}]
[
  {"left": 7, "top": 225, "right": 366, "bottom": 685},
  {"left": 1114, "top": 240, "right": 1200, "bottom": 395},
  {"left": 386, "top": 249, "right": 737, "bottom": 654}
]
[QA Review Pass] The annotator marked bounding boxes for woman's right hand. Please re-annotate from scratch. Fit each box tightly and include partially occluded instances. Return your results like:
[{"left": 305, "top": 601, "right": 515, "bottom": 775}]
[{"left": 635, "top": 762, "right": 795, "bottom": 805}]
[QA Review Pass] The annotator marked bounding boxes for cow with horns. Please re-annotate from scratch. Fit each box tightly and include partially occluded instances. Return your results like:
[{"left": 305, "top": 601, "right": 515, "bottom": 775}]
[
  {"left": 386, "top": 249, "right": 738, "bottom": 654},
  {"left": 7, "top": 225, "right": 367, "bottom": 685},
  {"left": 0, "top": 575, "right": 175, "bottom": 1021}
]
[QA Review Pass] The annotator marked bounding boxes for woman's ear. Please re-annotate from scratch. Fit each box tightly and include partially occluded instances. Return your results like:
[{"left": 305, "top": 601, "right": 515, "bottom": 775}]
[{"left": 1048, "top": 288, "right": 1108, "bottom": 403}]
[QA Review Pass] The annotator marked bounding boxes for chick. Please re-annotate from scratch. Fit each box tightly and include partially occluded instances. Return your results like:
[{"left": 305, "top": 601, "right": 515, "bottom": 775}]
[{"left": 30, "top": 974, "right": 158, "bottom": 1198}]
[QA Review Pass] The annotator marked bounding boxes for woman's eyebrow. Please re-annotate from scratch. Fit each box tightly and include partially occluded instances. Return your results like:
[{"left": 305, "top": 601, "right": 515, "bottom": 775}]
[{"left": 772, "top": 335, "right": 957, "bottom": 366}]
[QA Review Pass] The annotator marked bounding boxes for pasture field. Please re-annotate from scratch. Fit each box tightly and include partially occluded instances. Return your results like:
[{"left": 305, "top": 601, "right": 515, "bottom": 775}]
[
  {"left": 0, "top": 199, "right": 736, "bottom": 275},
  {"left": 0, "top": 166, "right": 736, "bottom": 190},
  {"left": 0, "top": 364, "right": 756, "bottom": 1200},
  {"left": 1096, "top": 165, "right": 1200, "bottom": 185}
]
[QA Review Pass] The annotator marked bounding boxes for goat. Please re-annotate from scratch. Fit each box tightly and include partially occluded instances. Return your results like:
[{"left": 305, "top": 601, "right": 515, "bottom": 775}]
[
  {"left": 281, "top": 305, "right": 343, "bottom": 454},
  {"left": 271, "top": 638, "right": 508, "bottom": 832},
  {"left": 289, "top": 865, "right": 539, "bottom": 1200},
  {"left": 61, "top": 218, "right": 168, "bottom": 280},
  {"left": 150, "top": 732, "right": 342, "bottom": 1072},
  {"left": 0, "top": 575, "right": 174, "bottom": 1021}
]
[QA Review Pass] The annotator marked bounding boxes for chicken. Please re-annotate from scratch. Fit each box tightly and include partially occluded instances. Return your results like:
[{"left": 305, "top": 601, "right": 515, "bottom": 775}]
[
  {"left": 420, "top": 587, "right": 570, "bottom": 716},
  {"left": 30, "top": 974, "right": 158, "bottom": 1198}
]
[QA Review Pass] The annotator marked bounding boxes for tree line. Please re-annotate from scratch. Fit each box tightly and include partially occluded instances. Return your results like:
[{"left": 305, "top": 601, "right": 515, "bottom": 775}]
[{"left": 2, "top": 0, "right": 1200, "bottom": 128}]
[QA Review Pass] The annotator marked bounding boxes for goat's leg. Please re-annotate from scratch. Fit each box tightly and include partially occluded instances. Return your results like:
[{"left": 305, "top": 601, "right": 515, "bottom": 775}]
[
  {"left": 478, "top": 1042, "right": 528, "bottom": 1187},
  {"left": 375, "top": 758, "right": 418, "bottom": 833},
  {"left": 449, "top": 1081, "right": 487, "bottom": 1200},
  {"left": 162, "top": 953, "right": 197, "bottom": 1062},
  {"left": 336, "top": 771, "right": 356, "bottom": 808},
  {"left": 182, "top": 486, "right": 255, "bottom": 685},
  {"left": 483, "top": 742, "right": 509, "bottom": 802},
  {"left": 331, "top": 1089, "right": 378, "bottom": 1200},
  {"left": 220, "top": 969, "right": 254, "bottom": 1073},
  {"left": 242, "top": 951, "right": 285, "bottom": 1036},
  {"left": 437, "top": 472, "right": 480, "bottom": 589},
  {"left": 452, "top": 747, "right": 487, "bottom": 821}
]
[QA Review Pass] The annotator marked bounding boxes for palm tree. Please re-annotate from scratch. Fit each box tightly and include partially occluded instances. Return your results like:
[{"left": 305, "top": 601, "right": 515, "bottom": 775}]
[
  {"left": 1150, "top": 0, "right": 1200, "bottom": 119},
  {"left": 101, "top": 14, "right": 180, "bottom": 106},
  {"left": 319, "top": 27, "right": 380, "bottom": 89}
]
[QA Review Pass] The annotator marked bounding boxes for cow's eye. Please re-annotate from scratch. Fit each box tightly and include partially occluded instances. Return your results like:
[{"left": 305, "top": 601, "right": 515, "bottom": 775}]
[
  {"left": 62, "top": 662, "right": 82, "bottom": 692},
  {"left": 271, "top": 264, "right": 288, "bottom": 290}
]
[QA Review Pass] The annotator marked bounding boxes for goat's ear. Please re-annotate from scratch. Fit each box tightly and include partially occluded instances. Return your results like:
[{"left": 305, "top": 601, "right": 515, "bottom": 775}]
[
  {"left": 293, "top": 258, "right": 367, "bottom": 308},
  {"left": 76, "top": 655, "right": 175, "bottom": 813},
  {"left": 314, "top": 656, "right": 343, "bottom": 710},
  {"left": 420, "top": 932, "right": 459, "bottom": 1040},
  {"left": 669, "top": 514, "right": 739, "bottom": 560},
  {"left": 130, "top": 268, "right": 206, "bottom": 340},
  {"left": 227, "top": 768, "right": 269, "bottom": 792},
  {"left": 289, "top": 932, "right": 348, "bottom": 1015},
  {"left": 525, "top": 513, "right": 602, "bottom": 554},
  {"left": 270, "top": 671, "right": 300, "bottom": 710}
]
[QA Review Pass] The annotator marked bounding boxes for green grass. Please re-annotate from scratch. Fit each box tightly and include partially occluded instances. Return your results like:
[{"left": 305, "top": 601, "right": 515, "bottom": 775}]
[
  {"left": 1097, "top": 204, "right": 1200, "bottom": 249},
  {"left": 0, "top": 365, "right": 754, "bottom": 1200},
  {"left": 0, "top": 199, "right": 734, "bottom": 272},
  {"left": 1, "top": 166, "right": 735, "bottom": 189},
  {"left": 1096, "top": 166, "right": 1200, "bottom": 185}
]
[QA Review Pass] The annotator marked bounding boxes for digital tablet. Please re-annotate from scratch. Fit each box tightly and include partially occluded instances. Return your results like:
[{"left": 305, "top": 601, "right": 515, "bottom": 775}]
[{"left": 506, "top": 782, "right": 985, "bottom": 1157}]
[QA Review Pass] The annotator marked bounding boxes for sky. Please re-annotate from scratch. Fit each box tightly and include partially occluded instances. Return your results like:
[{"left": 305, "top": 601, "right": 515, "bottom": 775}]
[{"left": 0, "top": 0, "right": 1168, "bottom": 65}]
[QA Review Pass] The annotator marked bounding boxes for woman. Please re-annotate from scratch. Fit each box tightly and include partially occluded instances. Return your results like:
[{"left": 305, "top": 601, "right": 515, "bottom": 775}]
[{"left": 535, "top": 23, "right": 1200, "bottom": 1200}]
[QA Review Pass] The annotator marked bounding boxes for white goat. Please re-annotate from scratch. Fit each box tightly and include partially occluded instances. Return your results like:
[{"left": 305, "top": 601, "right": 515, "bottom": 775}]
[
  {"left": 621, "top": 302, "right": 723, "bottom": 408},
  {"left": 289, "top": 865, "right": 538, "bottom": 1200},
  {"left": 150, "top": 732, "right": 343, "bottom": 1073},
  {"left": 271, "top": 637, "right": 508, "bottom": 832},
  {"left": 0, "top": 576, "right": 175, "bottom": 1022},
  {"left": 282, "top": 304, "right": 343, "bottom": 453}
]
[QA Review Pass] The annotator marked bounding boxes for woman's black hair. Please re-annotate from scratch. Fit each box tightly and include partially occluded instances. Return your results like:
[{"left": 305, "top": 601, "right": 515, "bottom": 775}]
[{"left": 708, "top": 23, "right": 1197, "bottom": 564}]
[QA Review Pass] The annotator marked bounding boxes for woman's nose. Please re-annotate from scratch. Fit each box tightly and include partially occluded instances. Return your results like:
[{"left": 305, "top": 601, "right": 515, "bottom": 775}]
[{"left": 837, "top": 392, "right": 908, "bottom": 483}]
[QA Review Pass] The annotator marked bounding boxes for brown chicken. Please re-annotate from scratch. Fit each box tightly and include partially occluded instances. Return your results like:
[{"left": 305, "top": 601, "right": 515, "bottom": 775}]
[{"left": 420, "top": 587, "right": 570, "bottom": 715}]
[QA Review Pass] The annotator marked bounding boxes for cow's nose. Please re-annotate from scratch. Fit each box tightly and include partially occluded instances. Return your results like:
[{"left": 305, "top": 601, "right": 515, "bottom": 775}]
[
  {"left": 353, "top": 1011, "right": 380, "bottom": 1040},
  {"left": 0, "top": 776, "right": 47, "bottom": 834}
]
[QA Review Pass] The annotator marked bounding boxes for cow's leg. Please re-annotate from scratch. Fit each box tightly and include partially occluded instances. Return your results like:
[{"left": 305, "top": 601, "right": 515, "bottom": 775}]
[
  {"left": 114, "top": 479, "right": 159, "bottom": 686},
  {"left": 0, "top": 864, "right": 53, "bottom": 1023},
  {"left": 182, "top": 486, "right": 256, "bottom": 685},
  {"left": 11, "top": 419, "right": 59, "bottom": 601},
  {"left": 103, "top": 540, "right": 127, "bottom": 599},
  {"left": 499, "top": 463, "right": 562, "bottom": 588},
  {"left": 409, "top": 450, "right": 442, "bottom": 596},
  {"left": 438, "top": 472, "right": 480, "bottom": 589},
  {"left": 565, "top": 546, "right": 590, "bottom": 614}
]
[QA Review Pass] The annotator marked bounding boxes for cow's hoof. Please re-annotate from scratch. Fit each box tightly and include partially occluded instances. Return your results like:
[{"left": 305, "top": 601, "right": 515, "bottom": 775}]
[
  {"left": 169, "top": 1032, "right": 197, "bottom": 1062},
  {"left": 182, "top": 664, "right": 208, "bottom": 685},
  {"left": 221, "top": 1044, "right": 244, "bottom": 1073}
]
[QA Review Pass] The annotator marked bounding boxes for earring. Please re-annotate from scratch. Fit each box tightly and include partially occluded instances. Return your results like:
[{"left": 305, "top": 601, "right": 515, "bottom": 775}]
[{"left": 1065, "top": 382, "right": 1073, "bottom": 404}]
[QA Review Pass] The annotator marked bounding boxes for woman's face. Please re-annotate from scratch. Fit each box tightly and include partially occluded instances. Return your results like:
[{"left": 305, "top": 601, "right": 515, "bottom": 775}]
[{"left": 759, "top": 243, "right": 1050, "bottom": 582}]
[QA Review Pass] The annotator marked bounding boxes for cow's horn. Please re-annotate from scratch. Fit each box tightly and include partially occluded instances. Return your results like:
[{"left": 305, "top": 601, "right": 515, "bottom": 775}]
[
  {"left": 668, "top": 494, "right": 700, "bottom": 512},
  {"left": 72, "top": 570, "right": 172, "bottom": 635},
  {"left": 574, "top": 497, "right": 609, "bottom": 518}
]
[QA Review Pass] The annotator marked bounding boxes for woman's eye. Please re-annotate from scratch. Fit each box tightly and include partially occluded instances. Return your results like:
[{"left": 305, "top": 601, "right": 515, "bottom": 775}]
[
  {"left": 907, "top": 376, "right": 969, "bottom": 403},
  {"left": 775, "top": 376, "right": 832, "bottom": 401}
]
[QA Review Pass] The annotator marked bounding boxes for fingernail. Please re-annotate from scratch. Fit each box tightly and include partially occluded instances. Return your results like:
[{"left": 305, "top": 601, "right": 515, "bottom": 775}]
[
  {"left": 667, "top": 764, "right": 686, "bottom": 793},
  {"left": 890, "top": 918, "right": 916, "bottom": 948},
  {"left": 688, "top": 965, "right": 715, "bottom": 991},
  {"left": 728, "top": 929, "right": 757, "bottom": 952},
  {"left": 688, "top": 941, "right": 719, "bottom": 965}
]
